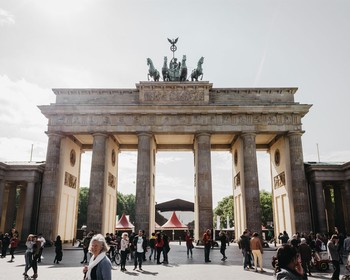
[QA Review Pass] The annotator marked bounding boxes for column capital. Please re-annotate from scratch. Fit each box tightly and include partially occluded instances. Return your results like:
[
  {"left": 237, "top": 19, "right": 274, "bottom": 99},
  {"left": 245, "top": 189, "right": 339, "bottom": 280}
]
[
  {"left": 45, "top": 132, "right": 64, "bottom": 138},
  {"left": 195, "top": 131, "right": 211, "bottom": 138},
  {"left": 287, "top": 130, "right": 305, "bottom": 137},
  {"left": 240, "top": 131, "right": 256, "bottom": 138},
  {"left": 92, "top": 132, "right": 108, "bottom": 138},
  {"left": 136, "top": 132, "right": 153, "bottom": 138}
]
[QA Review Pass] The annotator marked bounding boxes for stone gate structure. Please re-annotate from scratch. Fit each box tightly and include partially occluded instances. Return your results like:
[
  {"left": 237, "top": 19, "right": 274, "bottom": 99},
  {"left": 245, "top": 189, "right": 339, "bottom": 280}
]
[{"left": 34, "top": 81, "right": 312, "bottom": 241}]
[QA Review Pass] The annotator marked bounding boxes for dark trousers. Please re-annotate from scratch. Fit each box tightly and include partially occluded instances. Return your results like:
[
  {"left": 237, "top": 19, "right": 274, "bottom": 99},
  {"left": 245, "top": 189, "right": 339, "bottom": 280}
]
[
  {"left": 204, "top": 244, "right": 211, "bottom": 262},
  {"left": 156, "top": 247, "right": 163, "bottom": 263},
  {"left": 82, "top": 248, "right": 88, "bottom": 262},
  {"left": 220, "top": 246, "right": 226, "bottom": 258},
  {"left": 134, "top": 252, "right": 143, "bottom": 269},
  {"left": 242, "top": 249, "right": 251, "bottom": 268},
  {"left": 331, "top": 260, "right": 340, "bottom": 280},
  {"left": 121, "top": 250, "right": 127, "bottom": 270}
]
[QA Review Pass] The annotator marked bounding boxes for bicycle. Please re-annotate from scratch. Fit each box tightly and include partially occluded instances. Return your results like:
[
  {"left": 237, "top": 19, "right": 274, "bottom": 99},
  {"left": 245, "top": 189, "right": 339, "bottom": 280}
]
[{"left": 107, "top": 245, "right": 120, "bottom": 267}]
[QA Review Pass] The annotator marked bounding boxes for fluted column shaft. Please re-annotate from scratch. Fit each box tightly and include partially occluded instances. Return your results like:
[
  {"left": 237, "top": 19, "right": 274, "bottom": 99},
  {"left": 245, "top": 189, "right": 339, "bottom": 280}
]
[
  {"left": 194, "top": 133, "right": 213, "bottom": 239},
  {"left": 38, "top": 133, "right": 63, "bottom": 240},
  {"left": 22, "top": 182, "right": 35, "bottom": 239},
  {"left": 288, "top": 131, "right": 311, "bottom": 232},
  {"left": 135, "top": 133, "right": 153, "bottom": 234},
  {"left": 241, "top": 133, "right": 261, "bottom": 233},
  {"left": 314, "top": 181, "right": 327, "bottom": 234},
  {"left": 87, "top": 133, "right": 108, "bottom": 232}
]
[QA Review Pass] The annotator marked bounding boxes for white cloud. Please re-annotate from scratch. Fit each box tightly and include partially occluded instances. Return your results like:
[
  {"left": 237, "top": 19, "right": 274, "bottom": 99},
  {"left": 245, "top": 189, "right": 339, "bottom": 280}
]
[
  {"left": 0, "top": 75, "right": 54, "bottom": 161},
  {"left": 0, "top": 9, "right": 15, "bottom": 26}
]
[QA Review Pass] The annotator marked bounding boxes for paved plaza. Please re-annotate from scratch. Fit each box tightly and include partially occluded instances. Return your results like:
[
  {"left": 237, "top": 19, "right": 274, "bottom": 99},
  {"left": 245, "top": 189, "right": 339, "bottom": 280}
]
[{"left": 1, "top": 242, "right": 348, "bottom": 280}]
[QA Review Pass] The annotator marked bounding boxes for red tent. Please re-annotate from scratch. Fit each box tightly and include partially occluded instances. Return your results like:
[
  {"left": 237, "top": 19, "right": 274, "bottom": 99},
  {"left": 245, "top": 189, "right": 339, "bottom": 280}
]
[
  {"left": 161, "top": 211, "right": 188, "bottom": 230},
  {"left": 115, "top": 214, "right": 134, "bottom": 230}
]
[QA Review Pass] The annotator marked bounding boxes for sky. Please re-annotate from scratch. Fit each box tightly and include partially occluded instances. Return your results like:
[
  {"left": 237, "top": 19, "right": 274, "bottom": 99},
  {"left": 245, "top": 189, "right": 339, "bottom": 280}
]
[{"left": 1, "top": 0, "right": 350, "bottom": 208}]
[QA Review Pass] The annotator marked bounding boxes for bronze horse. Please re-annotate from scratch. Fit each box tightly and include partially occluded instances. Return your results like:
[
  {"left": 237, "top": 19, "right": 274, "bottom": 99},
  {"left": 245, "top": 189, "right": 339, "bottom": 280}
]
[
  {"left": 190, "top": 56, "right": 204, "bottom": 81},
  {"left": 147, "top": 58, "right": 160, "bottom": 82}
]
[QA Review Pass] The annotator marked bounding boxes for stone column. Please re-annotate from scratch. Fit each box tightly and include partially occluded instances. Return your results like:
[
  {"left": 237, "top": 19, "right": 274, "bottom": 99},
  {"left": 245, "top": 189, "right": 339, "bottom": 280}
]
[
  {"left": 87, "top": 133, "right": 108, "bottom": 232},
  {"left": 324, "top": 187, "right": 334, "bottom": 233},
  {"left": 288, "top": 131, "right": 311, "bottom": 233},
  {"left": 22, "top": 182, "right": 35, "bottom": 239},
  {"left": 38, "top": 133, "right": 63, "bottom": 241},
  {"left": 345, "top": 180, "right": 350, "bottom": 233},
  {"left": 241, "top": 132, "right": 262, "bottom": 233},
  {"left": 135, "top": 132, "right": 153, "bottom": 234},
  {"left": 333, "top": 186, "right": 345, "bottom": 233},
  {"left": 194, "top": 132, "right": 213, "bottom": 239},
  {"left": 4, "top": 183, "right": 17, "bottom": 232},
  {"left": 0, "top": 179, "right": 4, "bottom": 227},
  {"left": 314, "top": 181, "right": 327, "bottom": 234}
]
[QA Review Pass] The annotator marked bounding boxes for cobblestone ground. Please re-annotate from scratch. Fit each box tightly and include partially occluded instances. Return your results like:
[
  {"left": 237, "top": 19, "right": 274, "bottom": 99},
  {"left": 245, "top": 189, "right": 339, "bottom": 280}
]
[{"left": 1, "top": 243, "right": 348, "bottom": 280}]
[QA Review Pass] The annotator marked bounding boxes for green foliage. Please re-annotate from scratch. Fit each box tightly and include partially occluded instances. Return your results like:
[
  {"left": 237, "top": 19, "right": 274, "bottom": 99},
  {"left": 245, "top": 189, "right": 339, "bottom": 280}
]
[
  {"left": 260, "top": 190, "right": 273, "bottom": 226},
  {"left": 214, "top": 195, "right": 234, "bottom": 229},
  {"left": 117, "top": 192, "right": 136, "bottom": 224},
  {"left": 78, "top": 187, "right": 89, "bottom": 228},
  {"left": 214, "top": 191, "right": 273, "bottom": 228}
]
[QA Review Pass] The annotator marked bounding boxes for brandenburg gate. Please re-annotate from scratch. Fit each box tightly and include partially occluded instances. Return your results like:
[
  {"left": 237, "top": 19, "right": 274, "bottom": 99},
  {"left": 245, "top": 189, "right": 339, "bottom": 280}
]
[{"left": 37, "top": 81, "right": 312, "bottom": 241}]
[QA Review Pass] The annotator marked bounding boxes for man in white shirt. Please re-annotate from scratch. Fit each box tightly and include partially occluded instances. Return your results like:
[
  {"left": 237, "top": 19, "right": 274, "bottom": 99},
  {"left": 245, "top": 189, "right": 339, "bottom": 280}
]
[
  {"left": 133, "top": 230, "right": 147, "bottom": 271},
  {"left": 37, "top": 233, "right": 46, "bottom": 263}
]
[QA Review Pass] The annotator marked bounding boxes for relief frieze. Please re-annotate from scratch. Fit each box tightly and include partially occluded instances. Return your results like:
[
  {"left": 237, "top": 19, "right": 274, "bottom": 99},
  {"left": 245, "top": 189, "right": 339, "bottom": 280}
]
[{"left": 49, "top": 112, "right": 302, "bottom": 129}]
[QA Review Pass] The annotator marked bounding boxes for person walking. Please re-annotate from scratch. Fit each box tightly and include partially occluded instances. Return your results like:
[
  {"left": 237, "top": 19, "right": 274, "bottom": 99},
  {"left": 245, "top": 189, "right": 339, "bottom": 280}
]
[
  {"left": 299, "top": 237, "right": 312, "bottom": 278},
  {"left": 239, "top": 230, "right": 252, "bottom": 270},
  {"left": 219, "top": 231, "right": 227, "bottom": 261},
  {"left": 36, "top": 233, "right": 46, "bottom": 263},
  {"left": 250, "top": 232, "right": 265, "bottom": 272},
  {"left": 328, "top": 234, "right": 340, "bottom": 280},
  {"left": 1, "top": 233, "right": 10, "bottom": 258},
  {"left": 203, "top": 229, "right": 212, "bottom": 263},
  {"left": 83, "top": 234, "right": 112, "bottom": 280},
  {"left": 133, "top": 230, "right": 147, "bottom": 270},
  {"left": 155, "top": 232, "right": 164, "bottom": 264},
  {"left": 9, "top": 233, "right": 19, "bottom": 262},
  {"left": 53, "top": 235, "right": 63, "bottom": 264},
  {"left": 81, "top": 232, "right": 92, "bottom": 264},
  {"left": 162, "top": 232, "right": 170, "bottom": 264},
  {"left": 185, "top": 231, "right": 194, "bottom": 258},
  {"left": 120, "top": 232, "right": 129, "bottom": 272},
  {"left": 149, "top": 232, "right": 156, "bottom": 260}
]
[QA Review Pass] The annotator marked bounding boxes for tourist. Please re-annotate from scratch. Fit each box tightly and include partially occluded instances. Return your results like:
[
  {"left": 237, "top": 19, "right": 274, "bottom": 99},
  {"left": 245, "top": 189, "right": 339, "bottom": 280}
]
[
  {"left": 148, "top": 232, "right": 156, "bottom": 260},
  {"left": 203, "top": 229, "right": 212, "bottom": 263},
  {"left": 83, "top": 234, "right": 111, "bottom": 280},
  {"left": 81, "top": 232, "right": 92, "bottom": 264},
  {"left": 327, "top": 234, "right": 340, "bottom": 280},
  {"left": 344, "top": 233, "right": 350, "bottom": 256},
  {"left": 239, "top": 230, "right": 252, "bottom": 270},
  {"left": 53, "top": 235, "right": 63, "bottom": 264},
  {"left": 1, "top": 232, "right": 10, "bottom": 258},
  {"left": 274, "top": 244, "right": 304, "bottom": 279},
  {"left": 9, "top": 233, "right": 19, "bottom": 262},
  {"left": 219, "top": 231, "right": 227, "bottom": 261},
  {"left": 23, "top": 234, "right": 38, "bottom": 279},
  {"left": 299, "top": 238, "right": 312, "bottom": 278},
  {"left": 162, "top": 232, "right": 170, "bottom": 264},
  {"left": 155, "top": 232, "right": 164, "bottom": 264},
  {"left": 120, "top": 232, "right": 129, "bottom": 272},
  {"left": 36, "top": 233, "right": 46, "bottom": 263},
  {"left": 250, "top": 232, "right": 265, "bottom": 272},
  {"left": 278, "top": 231, "right": 289, "bottom": 245},
  {"left": 185, "top": 231, "right": 194, "bottom": 258},
  {"left": 290, "top": 233, "right": 301, "bottom": 248},
  {"left": 132, "top": 229, "right": 147, "bottom": 270}
]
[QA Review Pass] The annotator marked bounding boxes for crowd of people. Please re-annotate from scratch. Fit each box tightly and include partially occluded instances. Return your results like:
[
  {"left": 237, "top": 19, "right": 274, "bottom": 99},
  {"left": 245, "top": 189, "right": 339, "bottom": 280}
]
[
  {"left": 272, "top": 229, "right": 350, "bottom": 280},
  {"left": 1, "top": 226, "right": 349, "bottom": 280}
]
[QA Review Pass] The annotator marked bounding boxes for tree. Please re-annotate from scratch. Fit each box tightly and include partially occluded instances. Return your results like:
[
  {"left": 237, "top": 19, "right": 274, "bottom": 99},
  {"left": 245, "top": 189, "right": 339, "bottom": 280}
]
[
  {"left": 260, "top": 190, "right": 273, "bottom": 226},
  {"left": 77, "top": 187, "right": 89, "bottom": 228},
  {"left": 117, "top": 192, "right": 136, "bottom": 224},
  {"left": 214, "top": 195, "right": 234, "bottom": 229},
  {"left": 213, "top": 191, "right": 273, "bottom": 229}
]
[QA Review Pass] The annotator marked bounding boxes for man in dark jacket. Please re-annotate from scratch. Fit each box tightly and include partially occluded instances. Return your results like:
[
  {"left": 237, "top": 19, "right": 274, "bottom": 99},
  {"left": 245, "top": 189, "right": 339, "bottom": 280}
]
[{"left": 239, "top": 230, "right": 252, "bottom": 270}]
